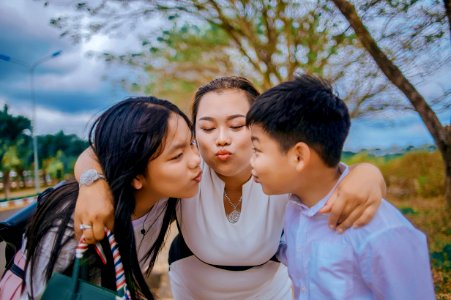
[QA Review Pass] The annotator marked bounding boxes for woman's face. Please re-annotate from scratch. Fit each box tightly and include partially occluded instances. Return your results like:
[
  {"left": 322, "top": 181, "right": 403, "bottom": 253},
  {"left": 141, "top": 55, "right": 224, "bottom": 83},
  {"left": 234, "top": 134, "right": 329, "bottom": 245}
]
[
  {"left": 195, "top": 89, "right": 253, "bottom": 179},
  {"left": 140, "top": 113, "right": 202, "bottom": 200}
]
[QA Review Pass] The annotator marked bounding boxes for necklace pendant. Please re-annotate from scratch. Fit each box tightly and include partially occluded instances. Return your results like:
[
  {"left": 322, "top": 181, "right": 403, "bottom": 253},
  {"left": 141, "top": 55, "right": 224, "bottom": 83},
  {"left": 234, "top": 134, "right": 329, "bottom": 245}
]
[{"left": 227, "top": 210, "right": 240, "bottom": 223}]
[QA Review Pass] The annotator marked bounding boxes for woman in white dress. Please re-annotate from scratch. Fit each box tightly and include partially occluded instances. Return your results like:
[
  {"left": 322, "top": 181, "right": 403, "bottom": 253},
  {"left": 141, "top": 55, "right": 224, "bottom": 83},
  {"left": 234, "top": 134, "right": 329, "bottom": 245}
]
[{"left": 73, "top": 77, "right": 386, "bottom": 299}]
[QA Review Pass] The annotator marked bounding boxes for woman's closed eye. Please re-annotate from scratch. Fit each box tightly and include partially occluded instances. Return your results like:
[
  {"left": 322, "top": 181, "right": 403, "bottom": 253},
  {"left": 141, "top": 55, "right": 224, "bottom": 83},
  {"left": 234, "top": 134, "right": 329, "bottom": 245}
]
[
  {"left": 230, "top": 125, "right": 245, "bottom": 131},
  {"left": 200, "top": 127, "right": 215, "bottom": 132}
]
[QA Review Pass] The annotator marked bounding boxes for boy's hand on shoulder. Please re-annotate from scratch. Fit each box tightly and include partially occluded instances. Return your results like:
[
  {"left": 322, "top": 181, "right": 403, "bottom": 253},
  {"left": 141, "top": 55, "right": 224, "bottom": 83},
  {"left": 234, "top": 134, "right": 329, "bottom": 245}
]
[{"left": 74, "top": 180, "right": 114, "bottom": 244}]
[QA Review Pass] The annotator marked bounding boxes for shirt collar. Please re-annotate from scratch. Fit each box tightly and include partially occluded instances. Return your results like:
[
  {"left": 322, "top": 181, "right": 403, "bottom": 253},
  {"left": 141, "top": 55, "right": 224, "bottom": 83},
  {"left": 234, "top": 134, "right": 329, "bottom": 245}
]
[{"left": 289, "top": 162, "right": 350, "bottom": 217}]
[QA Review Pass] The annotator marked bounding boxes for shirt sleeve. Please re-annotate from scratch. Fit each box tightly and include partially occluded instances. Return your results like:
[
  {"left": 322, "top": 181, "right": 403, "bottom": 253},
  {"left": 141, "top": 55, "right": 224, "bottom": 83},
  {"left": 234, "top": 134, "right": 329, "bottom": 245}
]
[
  {"left": 357, "top": 226, "right": 435, "bottom": 300},
  {"left": 23, "top": 226, "right": 77, "bottom": 300},
  {"left": 276, "top": 231, "right": 288, "bottom": 266}
]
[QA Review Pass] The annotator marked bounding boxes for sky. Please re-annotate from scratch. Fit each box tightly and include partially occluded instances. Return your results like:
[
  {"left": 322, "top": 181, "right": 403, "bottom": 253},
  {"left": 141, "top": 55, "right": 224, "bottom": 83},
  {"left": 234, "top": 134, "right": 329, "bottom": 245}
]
[{"left": 0, "top": 0, "right": 449, "bottom": 152}]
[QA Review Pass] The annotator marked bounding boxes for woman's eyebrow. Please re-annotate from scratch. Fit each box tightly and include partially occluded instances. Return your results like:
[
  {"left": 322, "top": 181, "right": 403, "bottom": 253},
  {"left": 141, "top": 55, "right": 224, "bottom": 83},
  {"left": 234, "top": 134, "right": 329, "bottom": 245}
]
[
  {"left": 198, "top": 116, "right": 214, "bottom": 121},
  {"left": 226, "top": 114, "right": 246, "bottom": 121},
  {"left": 198, "top": 114, "right": 245, "bottom": 121}
]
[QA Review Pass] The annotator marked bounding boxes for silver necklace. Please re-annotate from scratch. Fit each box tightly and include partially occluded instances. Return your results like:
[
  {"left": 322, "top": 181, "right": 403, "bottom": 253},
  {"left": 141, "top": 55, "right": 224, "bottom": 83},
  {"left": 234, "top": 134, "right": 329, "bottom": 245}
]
[{"left": 224, "top": 190, "right": 242, "bottom": 223}]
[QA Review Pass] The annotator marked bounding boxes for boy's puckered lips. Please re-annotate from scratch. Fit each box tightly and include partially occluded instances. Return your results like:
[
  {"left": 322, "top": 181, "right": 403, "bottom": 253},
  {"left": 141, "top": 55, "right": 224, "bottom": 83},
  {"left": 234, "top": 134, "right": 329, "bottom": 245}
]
[
  {"left": 251, "top": 171, "right": 261, "bottom": 183},
  {"left": 215, "top": 149, "right": 232, "bottom": 161}
]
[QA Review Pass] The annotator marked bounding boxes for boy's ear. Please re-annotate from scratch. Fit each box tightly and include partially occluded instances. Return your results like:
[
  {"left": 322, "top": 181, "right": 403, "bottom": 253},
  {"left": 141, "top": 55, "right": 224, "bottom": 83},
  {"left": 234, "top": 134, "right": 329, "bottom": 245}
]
[
  {"left": 132, "top": 174, "right": 145, "bottom": 190},
  {"left": 290, "top": 142, "right": 310, "bottom": 172}
]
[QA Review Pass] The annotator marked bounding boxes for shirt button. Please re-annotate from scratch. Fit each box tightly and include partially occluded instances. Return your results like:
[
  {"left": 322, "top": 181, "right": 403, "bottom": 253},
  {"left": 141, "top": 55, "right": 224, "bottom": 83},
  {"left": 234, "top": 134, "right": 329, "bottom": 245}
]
[{"left": 301, "top": 286, "right": 306, "bottom": 293}]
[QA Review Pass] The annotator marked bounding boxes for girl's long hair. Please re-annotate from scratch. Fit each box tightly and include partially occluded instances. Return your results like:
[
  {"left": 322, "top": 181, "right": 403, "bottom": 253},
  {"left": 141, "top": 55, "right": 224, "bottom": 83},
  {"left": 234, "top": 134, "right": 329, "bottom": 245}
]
[{"left": 25, "top": 96, "right": 192, "bottom": 299}]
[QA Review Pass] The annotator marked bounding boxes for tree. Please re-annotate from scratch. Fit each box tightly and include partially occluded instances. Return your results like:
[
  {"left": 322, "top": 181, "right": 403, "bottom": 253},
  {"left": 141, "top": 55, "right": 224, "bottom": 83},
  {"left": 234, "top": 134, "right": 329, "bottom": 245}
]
[
  {"left": 48, "top": 0, "right": 392, "bottom": 117},
  {"left": 1, "top": 146, "right": 21, "bottom": 199},
  {"left": 38, "top": 131, "right": 88, "bottom": 184},
  {"left": 45, "top": 0, "right": 449, "bottom": 202},
  {"left": 331, "top": 0, "right": 451, "bottom": 207},
  {"left": 0, "top": 105, "right": 31, "bottom": 198}
]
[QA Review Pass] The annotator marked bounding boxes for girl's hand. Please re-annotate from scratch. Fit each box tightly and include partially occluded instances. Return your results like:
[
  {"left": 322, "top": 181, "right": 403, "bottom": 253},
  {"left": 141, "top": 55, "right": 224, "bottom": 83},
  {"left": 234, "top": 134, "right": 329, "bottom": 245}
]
[{"left": 320, "top": 163, "right": 386, "bottom": 233}]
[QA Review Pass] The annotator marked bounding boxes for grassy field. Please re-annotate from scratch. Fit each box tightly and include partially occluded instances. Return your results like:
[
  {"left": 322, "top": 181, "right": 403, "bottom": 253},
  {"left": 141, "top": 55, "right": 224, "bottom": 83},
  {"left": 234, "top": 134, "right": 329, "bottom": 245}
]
[
  {"left": 390, "top": 195, "right": 450, "bottom": 299},
  {"left": 344, "top": 150, "right": 450, "bottom": 298}
]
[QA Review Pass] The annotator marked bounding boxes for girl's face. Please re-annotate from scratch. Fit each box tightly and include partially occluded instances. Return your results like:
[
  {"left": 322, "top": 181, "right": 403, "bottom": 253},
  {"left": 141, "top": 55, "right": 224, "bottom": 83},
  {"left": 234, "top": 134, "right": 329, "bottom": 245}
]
[
  {"left": 139, "top": 113, "right": 202, "bottom": 201},
  {"left": 195, "top": 89, "right": 253, "bottom": 180}
]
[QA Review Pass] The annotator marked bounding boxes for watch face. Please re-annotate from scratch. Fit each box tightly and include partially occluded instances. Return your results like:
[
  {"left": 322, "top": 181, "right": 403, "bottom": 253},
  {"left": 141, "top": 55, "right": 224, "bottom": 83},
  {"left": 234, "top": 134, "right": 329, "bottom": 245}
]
[{"left": 81, "top": 169, "right": 98, "bottom": 185}]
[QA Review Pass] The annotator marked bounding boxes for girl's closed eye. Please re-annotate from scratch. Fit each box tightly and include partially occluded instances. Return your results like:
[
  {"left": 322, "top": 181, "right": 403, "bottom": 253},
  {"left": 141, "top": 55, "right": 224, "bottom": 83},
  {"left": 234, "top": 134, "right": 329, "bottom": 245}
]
[{"left": 172, "top": 152, "right": 184, "bottom": 160}]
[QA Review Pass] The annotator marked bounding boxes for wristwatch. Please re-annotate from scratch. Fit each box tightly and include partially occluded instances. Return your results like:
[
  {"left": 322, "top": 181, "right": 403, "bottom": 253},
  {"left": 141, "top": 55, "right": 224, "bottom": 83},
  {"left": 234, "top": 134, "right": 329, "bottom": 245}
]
[{"left": 79, "top": 169, "right": 106, "bottom": 186}]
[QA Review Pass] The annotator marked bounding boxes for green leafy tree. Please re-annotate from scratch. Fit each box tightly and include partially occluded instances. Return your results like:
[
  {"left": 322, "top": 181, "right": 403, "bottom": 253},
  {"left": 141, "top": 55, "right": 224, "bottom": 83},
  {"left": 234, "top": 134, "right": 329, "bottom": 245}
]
[
  {"left": 48, "top": 0, "right": 391, "bottom": 116},
  {"left": 1, "top": 146, "right": 21, "bottom": 199},
  {"left": 0, "top": 105, "right": 31, "bottom": 198},
  {"left": 38, "top": 131, "right": 88, "bottom": 184},
  {"left": 45, "top": 0, "right": 449, "bottom": 203}
]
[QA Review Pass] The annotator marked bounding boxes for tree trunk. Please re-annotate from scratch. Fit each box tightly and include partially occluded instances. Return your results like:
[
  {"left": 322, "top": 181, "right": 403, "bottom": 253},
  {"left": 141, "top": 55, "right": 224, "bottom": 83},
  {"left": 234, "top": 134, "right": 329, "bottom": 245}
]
[
  {"left": 332, "top": 0, "right": 450, "bottom": 208},
  {"left": 445, "top": 0, "right": 451, "bottom": 38},
  {"left": 42, "top": 170, "right": 47, "bottom": 187},
  {"left": 445, "top": 126, "right": 451, "bottom": 208},
  {"left": 3, "top": 170, "right": 10, "bottom": 200}
]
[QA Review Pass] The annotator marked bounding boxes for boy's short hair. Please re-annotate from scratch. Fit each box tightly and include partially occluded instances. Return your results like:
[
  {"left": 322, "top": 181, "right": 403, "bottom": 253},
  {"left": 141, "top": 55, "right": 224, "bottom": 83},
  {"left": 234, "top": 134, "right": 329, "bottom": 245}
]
[{"left": 246, "top": 74, "right": 350, "bottom": 167}]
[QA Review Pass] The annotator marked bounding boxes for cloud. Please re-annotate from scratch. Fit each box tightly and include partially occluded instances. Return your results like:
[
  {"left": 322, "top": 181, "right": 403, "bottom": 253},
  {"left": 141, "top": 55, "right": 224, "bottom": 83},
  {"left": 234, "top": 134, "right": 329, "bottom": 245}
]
[{"left": 0, "top": 0, "right": 134, "bottom": 114}]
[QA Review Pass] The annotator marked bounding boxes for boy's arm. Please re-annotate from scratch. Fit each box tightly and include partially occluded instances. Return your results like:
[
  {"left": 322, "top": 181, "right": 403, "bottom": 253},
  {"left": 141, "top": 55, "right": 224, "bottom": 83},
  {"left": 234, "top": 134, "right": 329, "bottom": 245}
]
[
  {"left": 358, "top": 227, "right": 435, "bottom": 299},
  {"left": 74, "top": 148, "right": 114, "bottom": 243},
  {"left": 320, "top": 163, "right": 386, "bottom": 232}
]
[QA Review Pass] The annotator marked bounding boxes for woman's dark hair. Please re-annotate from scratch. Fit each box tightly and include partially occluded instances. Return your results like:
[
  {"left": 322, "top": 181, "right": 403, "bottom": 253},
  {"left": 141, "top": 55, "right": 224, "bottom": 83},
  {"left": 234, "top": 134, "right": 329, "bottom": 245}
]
[
  {"left": 191, "top": 76, "right": 260, "bottom": 129},
  {"left": 25, "top": 96, "right": 192, "bottom": 299}
]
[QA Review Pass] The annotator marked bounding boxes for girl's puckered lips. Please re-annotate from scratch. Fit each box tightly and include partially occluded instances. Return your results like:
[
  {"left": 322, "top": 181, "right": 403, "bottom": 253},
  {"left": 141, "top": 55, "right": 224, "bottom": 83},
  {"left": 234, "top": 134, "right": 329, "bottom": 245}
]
[{"left": 193, "top": 171, "right": 202, "bottom": 183}]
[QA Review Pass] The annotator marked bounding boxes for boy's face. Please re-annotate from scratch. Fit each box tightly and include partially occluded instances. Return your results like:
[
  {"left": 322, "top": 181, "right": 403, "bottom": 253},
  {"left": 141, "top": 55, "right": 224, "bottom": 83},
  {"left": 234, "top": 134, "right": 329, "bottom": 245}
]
[{"left": 250, "top": 124, "right": 298, "bottom": 195}]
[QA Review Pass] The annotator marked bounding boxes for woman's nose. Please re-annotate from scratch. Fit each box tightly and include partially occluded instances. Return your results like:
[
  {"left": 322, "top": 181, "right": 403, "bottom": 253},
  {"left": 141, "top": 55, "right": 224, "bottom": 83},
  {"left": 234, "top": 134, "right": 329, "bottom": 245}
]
[{"left": 216, "top": 128, "right": 230, "bottom": 146}]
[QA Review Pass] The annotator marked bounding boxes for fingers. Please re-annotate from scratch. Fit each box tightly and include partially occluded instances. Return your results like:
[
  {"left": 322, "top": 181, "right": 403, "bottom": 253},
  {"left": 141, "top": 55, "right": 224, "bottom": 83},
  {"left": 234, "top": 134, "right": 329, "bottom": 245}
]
[
  {"left": 92, "top": 219, "right": 106, "bottom": 242},
  {"left": 336, "top": 203, "right": 366, "bottom": 233},
  {"left": 327, "top": 191, "right": 346, "bottom": 230},
  {"left": 79, "top": 221, "right": 95, "bottom": 244},
  {"left": 319, "top": 194, "right": 334, "bottom": 214},
  {"left": 353, "top": 202, "right": 379, "bottom": 227},
  {"left": 74, "top": 216, "right": 82, "bottom": 241}
]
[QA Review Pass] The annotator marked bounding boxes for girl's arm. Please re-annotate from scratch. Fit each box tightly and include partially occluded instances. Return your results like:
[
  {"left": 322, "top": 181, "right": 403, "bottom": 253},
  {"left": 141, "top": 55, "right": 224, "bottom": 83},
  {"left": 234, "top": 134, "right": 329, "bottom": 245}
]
[
  {"left": 320, "top": 163, "right": 386, "bottom": 233},
  {"left": 74, "top": 148, "right": 114, "bottom": 243}
]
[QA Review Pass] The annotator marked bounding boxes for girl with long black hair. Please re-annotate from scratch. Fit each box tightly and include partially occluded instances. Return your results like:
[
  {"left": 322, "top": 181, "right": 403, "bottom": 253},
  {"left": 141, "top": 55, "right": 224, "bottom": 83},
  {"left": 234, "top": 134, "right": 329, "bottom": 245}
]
[{"left": 2, "top": 97, "right": 201, "bottom": 299}]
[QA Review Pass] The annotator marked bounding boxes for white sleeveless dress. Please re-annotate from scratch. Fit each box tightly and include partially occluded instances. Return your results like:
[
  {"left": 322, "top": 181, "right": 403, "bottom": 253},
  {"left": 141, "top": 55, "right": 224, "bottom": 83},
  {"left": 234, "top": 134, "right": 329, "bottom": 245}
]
[{"left": 169, "top": 162, "right": 293, "bottom": 299}]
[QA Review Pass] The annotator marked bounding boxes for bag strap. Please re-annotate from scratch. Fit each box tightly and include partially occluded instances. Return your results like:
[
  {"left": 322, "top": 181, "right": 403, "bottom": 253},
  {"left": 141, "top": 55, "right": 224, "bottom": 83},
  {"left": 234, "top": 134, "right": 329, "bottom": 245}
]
[{"left": 75, "top": 229, "right": 131, "bottom": 300}]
